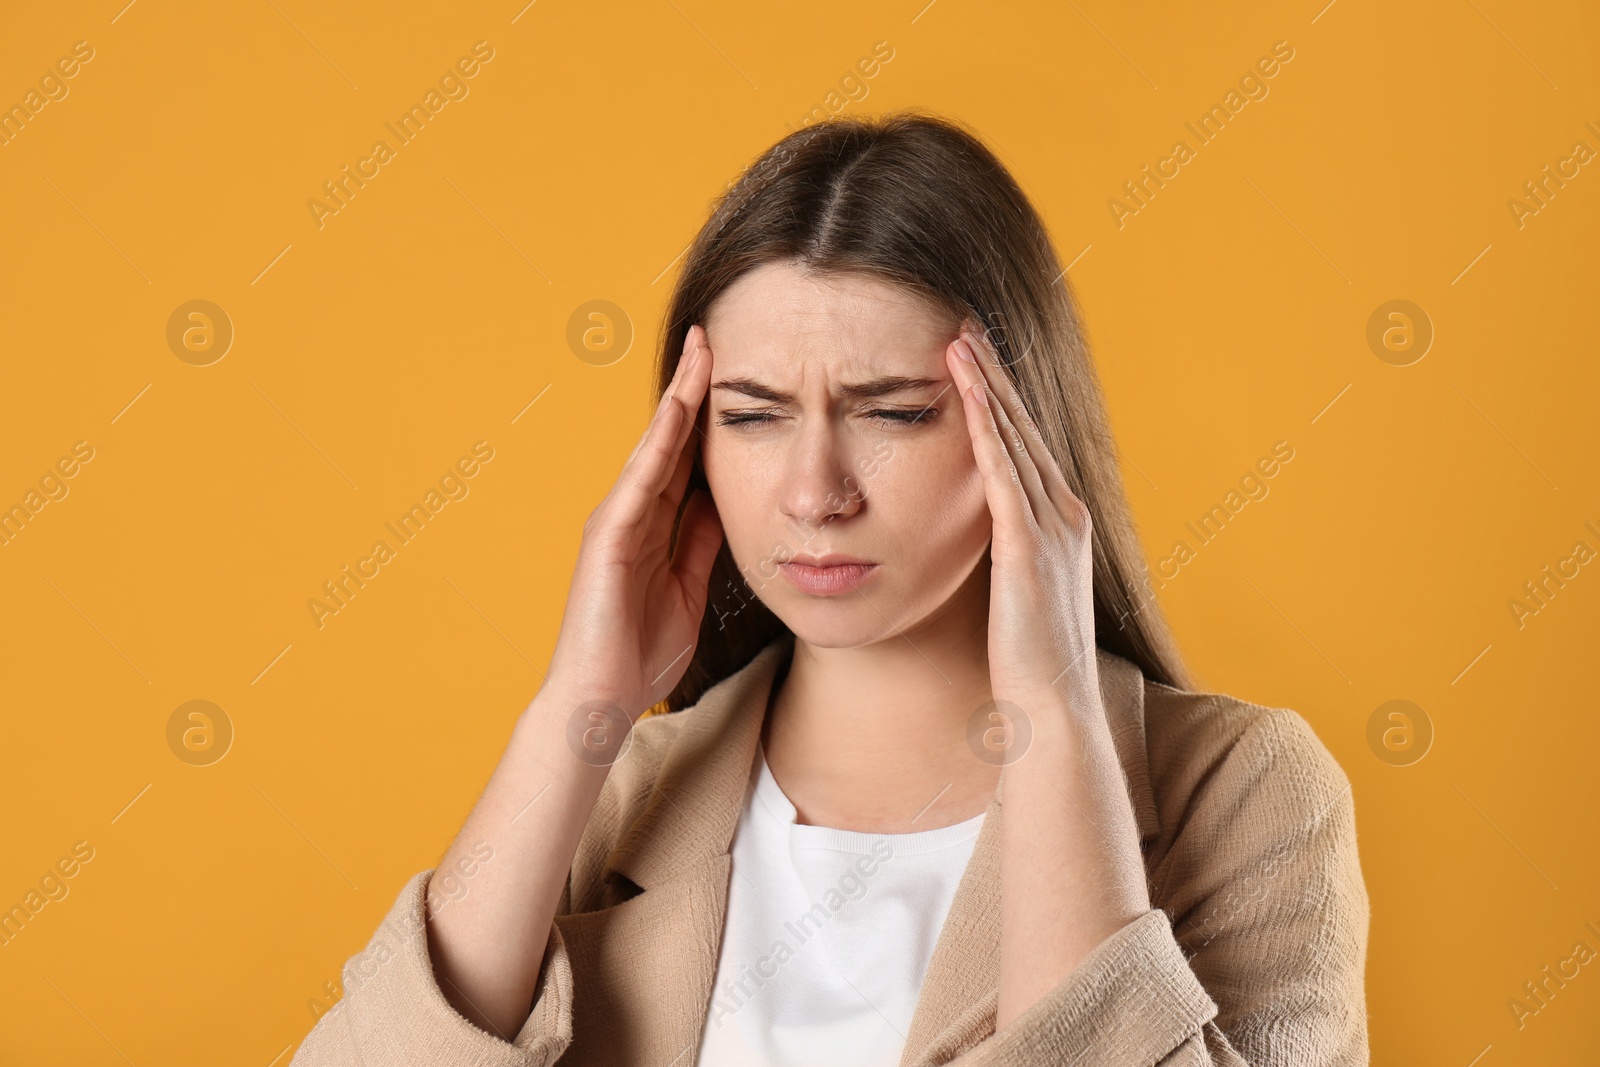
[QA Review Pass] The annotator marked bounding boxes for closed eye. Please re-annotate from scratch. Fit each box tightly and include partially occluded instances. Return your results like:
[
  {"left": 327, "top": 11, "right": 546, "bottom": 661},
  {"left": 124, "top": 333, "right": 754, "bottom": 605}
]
[{"left": 716, "top": 408, "right": 939, "bottom": 429}]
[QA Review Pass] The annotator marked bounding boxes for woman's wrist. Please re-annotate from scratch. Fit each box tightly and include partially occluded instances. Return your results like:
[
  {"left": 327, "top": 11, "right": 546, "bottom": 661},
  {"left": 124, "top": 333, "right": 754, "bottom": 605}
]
[
  {"left": 520, "top": 680, "right": 640, "bottom": 774},
  {"left": 995, "top": 674, "right": 1114, "bottom": 761}
]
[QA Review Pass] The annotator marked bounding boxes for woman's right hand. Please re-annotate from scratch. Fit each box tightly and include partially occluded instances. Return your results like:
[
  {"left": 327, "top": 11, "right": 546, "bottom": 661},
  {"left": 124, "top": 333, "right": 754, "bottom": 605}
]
[
  {"left": 352, "top": 328, "right": 723, "bottom": 1047},
  {"left": 542, "top": 324, "right": 724, "bottom": 720}
]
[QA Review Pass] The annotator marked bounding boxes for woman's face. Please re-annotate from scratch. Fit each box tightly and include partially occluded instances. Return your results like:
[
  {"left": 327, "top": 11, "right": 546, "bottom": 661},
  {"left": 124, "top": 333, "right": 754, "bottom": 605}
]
[{"left": 699, "top": 260, "right": 992, "bottom": 648}]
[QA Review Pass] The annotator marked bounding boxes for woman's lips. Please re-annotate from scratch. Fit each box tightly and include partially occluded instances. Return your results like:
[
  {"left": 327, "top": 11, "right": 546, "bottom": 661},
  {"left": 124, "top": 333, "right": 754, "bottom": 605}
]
[{"left": 777, "top": 561, "right": 879, "bottom": 596}]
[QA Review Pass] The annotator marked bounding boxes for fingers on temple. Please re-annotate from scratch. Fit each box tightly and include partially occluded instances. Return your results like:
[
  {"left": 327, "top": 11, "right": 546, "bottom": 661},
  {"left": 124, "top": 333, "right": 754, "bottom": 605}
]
[
  {"left": 951, "top": 332, "right": 1035, "bottom": 526},
  {"left": 616, "top": 328, "right": 710, "bottom": 522},
  {"left": 960, "top": 363, "right": 1032, "bottom": 533},
  {"left": 961, "top": 323, "right": 1080, "bottom": 522}
]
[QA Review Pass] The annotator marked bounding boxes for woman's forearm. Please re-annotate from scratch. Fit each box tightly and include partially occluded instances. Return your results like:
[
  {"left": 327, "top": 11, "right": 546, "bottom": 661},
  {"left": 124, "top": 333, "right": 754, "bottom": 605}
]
[
  {"left": 997, "top": 682, "right": 1151, "bottom": 1030},
  {"left": 423, "top": 681, "right": 618, "bottom": 1040},
  {"left": 415, "top": 326, "right": 719, "bottom": 1041}
]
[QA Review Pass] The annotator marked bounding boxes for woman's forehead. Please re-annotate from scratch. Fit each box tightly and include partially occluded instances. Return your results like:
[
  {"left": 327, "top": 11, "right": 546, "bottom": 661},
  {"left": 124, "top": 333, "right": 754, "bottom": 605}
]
[{"left": 704, "top": 263, "right": 952, "bottom": 377}]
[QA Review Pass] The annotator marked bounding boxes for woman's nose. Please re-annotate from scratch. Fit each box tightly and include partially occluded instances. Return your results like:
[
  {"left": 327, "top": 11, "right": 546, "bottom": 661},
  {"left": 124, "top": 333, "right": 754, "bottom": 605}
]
[{"left": 778, "top": 427, "right": 865, "bottom": 531}]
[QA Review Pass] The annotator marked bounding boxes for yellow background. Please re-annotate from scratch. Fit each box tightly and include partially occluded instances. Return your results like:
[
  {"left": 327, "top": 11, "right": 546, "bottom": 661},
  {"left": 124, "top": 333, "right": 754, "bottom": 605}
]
[{"left": 2, "top": 1, "right": 1596, "bottom": 1063}]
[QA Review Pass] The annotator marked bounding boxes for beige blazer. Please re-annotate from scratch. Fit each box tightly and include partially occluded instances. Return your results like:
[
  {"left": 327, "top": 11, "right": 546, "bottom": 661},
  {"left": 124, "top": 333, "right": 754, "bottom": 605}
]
[{"left": 290, "top": 632, "right": 1370, "bottom": 1066}]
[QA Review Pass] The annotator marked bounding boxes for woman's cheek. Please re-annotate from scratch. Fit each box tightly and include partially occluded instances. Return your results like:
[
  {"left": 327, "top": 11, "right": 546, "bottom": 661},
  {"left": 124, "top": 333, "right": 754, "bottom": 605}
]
[
  {"left": 885, "top": 448, "right": 988, "bottom": 547},
  {"left": 932, "top": 464, "right": 993, "bottom": 552},
  {"left": 700, "top": 432, "right": 747, "bottom": 506},
  {"left": 702, "top": 441, "right": 771, "bottom": 558},
  {"left": 905, "top": 431, "right": 986, "bottom": 510}
]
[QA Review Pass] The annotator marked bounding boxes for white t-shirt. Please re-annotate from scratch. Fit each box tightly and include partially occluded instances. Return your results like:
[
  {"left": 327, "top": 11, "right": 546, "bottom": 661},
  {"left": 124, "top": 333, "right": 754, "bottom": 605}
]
[{"left": 693, "top": 743, "right": 986, "bottom": 1067}]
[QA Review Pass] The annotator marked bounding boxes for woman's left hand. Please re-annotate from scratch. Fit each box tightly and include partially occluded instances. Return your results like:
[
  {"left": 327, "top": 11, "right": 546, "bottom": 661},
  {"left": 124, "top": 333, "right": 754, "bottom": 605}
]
[
  {"left": 947, "top": 318, "right": 1152, "bottom": 1030},
  {"left": 945, "top": 319, "right": 1103, "bottom": 717}
]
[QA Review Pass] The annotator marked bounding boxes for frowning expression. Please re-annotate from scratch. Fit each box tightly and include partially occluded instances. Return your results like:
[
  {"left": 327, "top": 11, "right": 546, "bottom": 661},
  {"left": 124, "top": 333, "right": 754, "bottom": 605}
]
[{"left": 699, "top": 259, "right": 992, "bottom": 646}]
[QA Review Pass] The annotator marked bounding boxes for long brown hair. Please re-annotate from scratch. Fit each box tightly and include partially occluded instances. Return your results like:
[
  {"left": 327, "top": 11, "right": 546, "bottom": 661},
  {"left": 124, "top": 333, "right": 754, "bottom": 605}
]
[{"left": 651, "top": 108, "right": 1190, "bottom": 713}]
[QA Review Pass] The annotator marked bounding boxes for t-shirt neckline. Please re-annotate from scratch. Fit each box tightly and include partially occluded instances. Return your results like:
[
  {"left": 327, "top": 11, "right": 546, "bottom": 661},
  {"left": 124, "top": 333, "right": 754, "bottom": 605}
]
[{"left": 752, "top": 742, "right": 987, "bottom": 856}]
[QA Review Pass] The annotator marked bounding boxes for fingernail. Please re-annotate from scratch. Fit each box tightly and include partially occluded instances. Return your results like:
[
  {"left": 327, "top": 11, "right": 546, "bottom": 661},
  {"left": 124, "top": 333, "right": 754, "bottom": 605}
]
[
  {"left": 683, "top": 326, "right": 697, "bottom": 356},
  {"left": 955, "top": 337, "right": 976, "bottom": 363}
]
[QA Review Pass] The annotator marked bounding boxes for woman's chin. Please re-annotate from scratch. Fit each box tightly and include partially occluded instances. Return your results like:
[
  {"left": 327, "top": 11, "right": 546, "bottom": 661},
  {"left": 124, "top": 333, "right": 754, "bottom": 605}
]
[{"left": 775, "top": 602, "right": 918, "bottom": 651}]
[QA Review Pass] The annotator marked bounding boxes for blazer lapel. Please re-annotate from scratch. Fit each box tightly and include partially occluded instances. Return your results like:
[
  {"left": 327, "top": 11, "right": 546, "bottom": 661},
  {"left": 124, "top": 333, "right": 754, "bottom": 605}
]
[
  {"left": 897, "top": 647, "right": 1161, "bottom": 1067},
  {"left": 554, "top": 634, "right": 1158, "bottom": 1067},
  {"left": 560, "top": 634, "right": 793, "bottom": 1067}
]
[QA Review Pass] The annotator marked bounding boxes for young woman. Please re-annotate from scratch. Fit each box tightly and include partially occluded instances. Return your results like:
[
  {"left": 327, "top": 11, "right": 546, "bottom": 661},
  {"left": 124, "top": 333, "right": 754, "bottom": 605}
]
[{"left": 292, "top": 112, "right": 1369, "bottom": 1067}]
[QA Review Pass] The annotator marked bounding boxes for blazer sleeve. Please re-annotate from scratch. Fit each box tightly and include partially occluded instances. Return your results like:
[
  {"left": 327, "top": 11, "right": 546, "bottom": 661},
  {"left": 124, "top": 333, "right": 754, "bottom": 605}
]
[
  {"left": 949, "top": 708, "right": 1371, "bottom": 1067},
  {"left": 287, "top": 869, "right": 577, "bottom": 1067}
]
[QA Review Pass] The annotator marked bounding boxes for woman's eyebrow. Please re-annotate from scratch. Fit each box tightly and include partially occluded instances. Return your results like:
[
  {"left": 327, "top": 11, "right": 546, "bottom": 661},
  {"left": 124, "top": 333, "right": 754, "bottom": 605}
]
[{"left": 710, "top": 375, "right": 948, "bottom": 402}]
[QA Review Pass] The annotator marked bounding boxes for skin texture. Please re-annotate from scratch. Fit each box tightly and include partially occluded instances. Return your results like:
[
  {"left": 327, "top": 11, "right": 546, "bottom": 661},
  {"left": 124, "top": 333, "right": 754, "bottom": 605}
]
[{"left": 421, "top": 258, "right": 1148, "bottom": 1040}]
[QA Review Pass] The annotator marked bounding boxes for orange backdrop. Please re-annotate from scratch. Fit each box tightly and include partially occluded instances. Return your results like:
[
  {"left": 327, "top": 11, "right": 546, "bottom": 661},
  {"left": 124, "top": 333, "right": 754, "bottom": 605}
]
[{"left": 2, "top": 2, "right": 1596, "bottom": 1064}]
